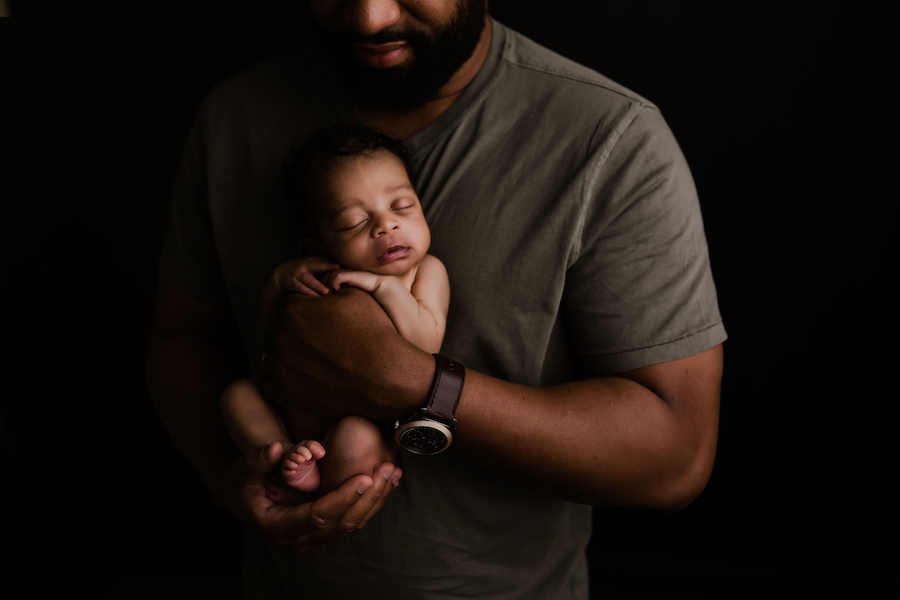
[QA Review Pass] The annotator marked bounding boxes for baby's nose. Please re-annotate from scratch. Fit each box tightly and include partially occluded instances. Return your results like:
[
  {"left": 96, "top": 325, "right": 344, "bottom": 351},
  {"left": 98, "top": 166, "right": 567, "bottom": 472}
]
[{"left": 373, "top": 214, "right": 400, "bottom": 235}]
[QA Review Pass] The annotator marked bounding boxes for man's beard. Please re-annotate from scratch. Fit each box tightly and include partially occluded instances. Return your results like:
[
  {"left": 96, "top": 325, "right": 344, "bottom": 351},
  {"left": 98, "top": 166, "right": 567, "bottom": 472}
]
[{"left": 316, "top": 0, "right": 487, "bottom": 112}]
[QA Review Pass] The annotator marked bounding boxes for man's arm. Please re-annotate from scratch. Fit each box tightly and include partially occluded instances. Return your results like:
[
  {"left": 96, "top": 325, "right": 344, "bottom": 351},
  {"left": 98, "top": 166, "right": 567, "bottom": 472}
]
[
  {"left": 453, "top": 345, "right": 722, "bottom": 509},
  {"left": 264, "top": 287, "right": 721, "bottom": 510},
  {"left": 146, "top": 278, "right": 401, "bottom": 551}
]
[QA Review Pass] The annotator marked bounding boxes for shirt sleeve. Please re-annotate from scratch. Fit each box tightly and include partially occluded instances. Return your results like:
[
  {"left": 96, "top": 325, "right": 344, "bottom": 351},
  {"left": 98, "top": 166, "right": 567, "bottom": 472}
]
[
  {"left": 563, "top": 104, "right": 726, "bottom": 374},
  {"left": 158, "top": 99, "right": 228, "bottom": 303}
]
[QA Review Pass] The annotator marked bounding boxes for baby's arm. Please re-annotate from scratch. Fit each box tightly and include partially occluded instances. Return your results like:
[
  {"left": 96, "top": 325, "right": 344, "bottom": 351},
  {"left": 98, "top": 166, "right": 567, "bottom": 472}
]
[
  {"left": 261, "top": 256, "right": 341, "bottom": 329},
  {"left": 323, "top": 255, "right": 449, "bottom": 353}
]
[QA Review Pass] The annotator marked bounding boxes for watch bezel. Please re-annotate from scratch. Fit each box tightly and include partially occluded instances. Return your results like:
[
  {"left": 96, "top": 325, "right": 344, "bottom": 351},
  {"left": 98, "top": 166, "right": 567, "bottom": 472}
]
[{"left": 394, "top": 418, "right": 453, "bottom": 455}]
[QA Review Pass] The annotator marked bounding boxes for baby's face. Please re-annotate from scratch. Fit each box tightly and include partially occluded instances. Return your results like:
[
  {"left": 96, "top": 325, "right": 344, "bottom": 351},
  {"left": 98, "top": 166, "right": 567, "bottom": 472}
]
[{"left": 315, "top": 152, "right": 430, "bottom": 276}]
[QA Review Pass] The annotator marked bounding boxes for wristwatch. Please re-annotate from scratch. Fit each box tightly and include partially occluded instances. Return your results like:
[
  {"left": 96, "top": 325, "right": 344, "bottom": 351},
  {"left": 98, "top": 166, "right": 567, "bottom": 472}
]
[{"left": 393, "top": 354, "right": 465, "bottom": 455}]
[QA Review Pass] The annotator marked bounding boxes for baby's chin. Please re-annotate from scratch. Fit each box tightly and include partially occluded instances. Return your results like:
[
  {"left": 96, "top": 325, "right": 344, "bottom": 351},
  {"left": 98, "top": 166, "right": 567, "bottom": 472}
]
[
  {"left": 372, "top": 264, "right": 414, "bottom": 277},
  {"left": 373, "top": 258, "right": 419, "bottom": 278}
]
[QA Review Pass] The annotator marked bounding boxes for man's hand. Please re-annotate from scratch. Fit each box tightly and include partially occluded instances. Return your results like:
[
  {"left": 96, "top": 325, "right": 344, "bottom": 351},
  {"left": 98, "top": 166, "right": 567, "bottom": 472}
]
[
  {"left": 262, "top": 286, "right": 434, "bottom": 422},
  {"left": 230, "top": 441, "right": 401, "bottom": 553}
]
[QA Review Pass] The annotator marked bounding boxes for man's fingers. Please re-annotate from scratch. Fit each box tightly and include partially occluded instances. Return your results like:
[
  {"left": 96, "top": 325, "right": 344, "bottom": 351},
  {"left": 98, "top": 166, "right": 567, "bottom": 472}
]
[
  {"left": 245, "top": 442, "right": 283, "bottom": 477},
  {"left": 288, "top": 463, "right": 399, "bottom": 547},
  {"left": 310, "top": 474, "right": 377, "bottom": 532},
  {"left": 336, "top": 462, "right": 399, "bottom": 531},
  {"left": 354, "top": 463, "right": 401, "bottom": 530},
  {"left": 264, "top": 475, "right": 374, "bottom": 551}
]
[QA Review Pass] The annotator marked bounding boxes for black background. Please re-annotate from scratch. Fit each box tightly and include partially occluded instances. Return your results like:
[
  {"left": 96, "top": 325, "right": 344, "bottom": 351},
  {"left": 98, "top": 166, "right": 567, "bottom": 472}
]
[{"left": 1, "top": 1, "right": 896, "bottom": 598}]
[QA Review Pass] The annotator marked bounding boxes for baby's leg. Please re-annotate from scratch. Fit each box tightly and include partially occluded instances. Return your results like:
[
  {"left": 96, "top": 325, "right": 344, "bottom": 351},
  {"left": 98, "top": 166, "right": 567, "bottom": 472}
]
[
  {"left": 220, "top": 379, "right": 291, "bottom": 451},
  {"left": 318, "top": 415, "right": 395, "bottom": 494},
  {"left": 221, "top": 379, "right": 323, "bottom": 501}
]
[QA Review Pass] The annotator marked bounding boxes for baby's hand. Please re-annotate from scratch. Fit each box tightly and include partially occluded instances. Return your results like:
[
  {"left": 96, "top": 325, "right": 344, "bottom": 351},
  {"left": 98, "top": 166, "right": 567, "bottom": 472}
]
[
  {"left": 274, "top": 256, "right": 341, "bottom": 296},
  {"left": 322, "top": 269, "right": 383, "bottom": 294}
]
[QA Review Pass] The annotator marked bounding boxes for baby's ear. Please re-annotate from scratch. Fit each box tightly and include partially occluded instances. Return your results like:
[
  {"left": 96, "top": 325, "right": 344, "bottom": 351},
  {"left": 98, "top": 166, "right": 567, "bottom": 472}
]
[{"left": 304, "top": 237, "right": 323, "bottom": 254}]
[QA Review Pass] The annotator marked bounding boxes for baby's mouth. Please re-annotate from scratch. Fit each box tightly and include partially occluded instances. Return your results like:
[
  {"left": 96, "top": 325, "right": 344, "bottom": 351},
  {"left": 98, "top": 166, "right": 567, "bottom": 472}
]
[{"left": 378, "top": 246, "right": 410, "bottom": 262}]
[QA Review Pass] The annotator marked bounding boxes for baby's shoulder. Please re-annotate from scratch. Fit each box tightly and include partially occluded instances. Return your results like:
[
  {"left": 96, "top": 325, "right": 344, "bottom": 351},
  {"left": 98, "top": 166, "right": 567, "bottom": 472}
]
[
  {"left": 419, "top": 253, "right": 444, "bottom": 267},
  {"left": 416, "top": 254, "right": 447, "bottom": 276},
  {"left": 411, "top": 254, "right": 449, "bottom": 289}
]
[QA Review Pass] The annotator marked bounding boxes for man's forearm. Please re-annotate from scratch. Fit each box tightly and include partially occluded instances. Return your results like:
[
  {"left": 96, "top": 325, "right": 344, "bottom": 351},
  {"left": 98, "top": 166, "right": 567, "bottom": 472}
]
[
  {"left": 371, "top": 342, "right": 722, "bottom": 509},
  {"left": 451, "top": 347, "right": 722, "bottom": 509}
]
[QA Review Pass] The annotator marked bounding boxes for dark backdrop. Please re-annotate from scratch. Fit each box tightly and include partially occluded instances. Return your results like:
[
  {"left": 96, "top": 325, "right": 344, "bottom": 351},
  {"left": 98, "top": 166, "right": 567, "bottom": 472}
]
[{"left": 1, "top": 2, "right": 895, "bottom": 598}]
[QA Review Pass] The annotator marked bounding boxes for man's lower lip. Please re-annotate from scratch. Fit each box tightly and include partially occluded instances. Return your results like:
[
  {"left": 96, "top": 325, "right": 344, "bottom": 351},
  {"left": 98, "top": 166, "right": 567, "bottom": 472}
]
[{"left": 352, "top": 45, "right": 409, "bottom": 69}]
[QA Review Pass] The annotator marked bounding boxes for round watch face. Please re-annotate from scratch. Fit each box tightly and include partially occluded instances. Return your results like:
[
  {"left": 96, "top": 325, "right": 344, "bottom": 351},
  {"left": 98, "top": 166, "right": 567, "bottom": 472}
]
[{"left": 395, "top": 420, "right": 452, "bottom": 455}]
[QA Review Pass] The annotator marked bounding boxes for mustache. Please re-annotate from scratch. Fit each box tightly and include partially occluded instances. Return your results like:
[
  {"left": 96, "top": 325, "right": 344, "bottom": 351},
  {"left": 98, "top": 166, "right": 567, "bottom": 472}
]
[{"left": 335, "top": 27, "right": 430, "bottom": 46}]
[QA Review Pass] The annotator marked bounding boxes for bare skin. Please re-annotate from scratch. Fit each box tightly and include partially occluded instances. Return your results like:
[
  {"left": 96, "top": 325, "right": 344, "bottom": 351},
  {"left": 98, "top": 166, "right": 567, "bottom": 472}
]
[
  {"left": 220, "top": 378, "right": 327, "bottom": 501},
  {"left": 219, "top": 151, "right": 448, "bottom": 501},
  {"left": 263, "top": 286, "right": 722, "bottom": 510},
  {"left": 147, "top": 279, "right": 401, "bottom": 552}
]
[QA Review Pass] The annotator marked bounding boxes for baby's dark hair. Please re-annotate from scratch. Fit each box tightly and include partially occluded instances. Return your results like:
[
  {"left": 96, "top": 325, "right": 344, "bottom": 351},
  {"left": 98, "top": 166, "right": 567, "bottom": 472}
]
[{"left": 284, "top": 123, "right": 414, "bottom": 236}]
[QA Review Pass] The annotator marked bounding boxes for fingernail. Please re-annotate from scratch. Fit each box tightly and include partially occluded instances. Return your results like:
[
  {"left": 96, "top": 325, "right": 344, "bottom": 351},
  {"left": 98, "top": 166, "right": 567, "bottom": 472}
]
[{"left": 357, "top": 484, "right": 371, "bottom": 495}]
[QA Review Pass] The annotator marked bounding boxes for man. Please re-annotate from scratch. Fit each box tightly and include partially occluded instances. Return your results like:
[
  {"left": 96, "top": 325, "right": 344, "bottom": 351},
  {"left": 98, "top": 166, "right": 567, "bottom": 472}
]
[{"left": 147, "top": 1, "right": 726, "bottom": 597}]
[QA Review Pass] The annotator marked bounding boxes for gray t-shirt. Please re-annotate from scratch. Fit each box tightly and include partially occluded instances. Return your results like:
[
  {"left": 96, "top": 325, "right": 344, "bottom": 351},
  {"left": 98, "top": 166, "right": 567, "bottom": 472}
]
[{"left": 162, "top": 20, "right": 726, "bottom": 600}]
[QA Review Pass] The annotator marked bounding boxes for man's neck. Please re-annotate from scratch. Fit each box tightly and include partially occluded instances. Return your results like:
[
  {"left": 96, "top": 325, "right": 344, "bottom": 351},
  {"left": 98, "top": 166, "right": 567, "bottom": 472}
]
[{"left": 358, "top": 18, "right": 493, "bottom": 141}]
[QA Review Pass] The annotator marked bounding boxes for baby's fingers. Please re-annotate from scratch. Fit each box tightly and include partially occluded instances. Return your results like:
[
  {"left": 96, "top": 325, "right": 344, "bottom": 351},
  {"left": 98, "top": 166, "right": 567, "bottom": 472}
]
[
  {"left": 297, "top": 272, "right": 332, "bottom": 296},
  {"left": 322, "top": 270, "right": 350, "bottom": 290}
]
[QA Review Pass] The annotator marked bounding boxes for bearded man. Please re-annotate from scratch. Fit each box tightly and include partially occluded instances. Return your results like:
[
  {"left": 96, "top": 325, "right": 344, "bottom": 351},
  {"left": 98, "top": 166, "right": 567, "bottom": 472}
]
[{"left": 147, "top": 1, "right": 726, "bottom": 598}]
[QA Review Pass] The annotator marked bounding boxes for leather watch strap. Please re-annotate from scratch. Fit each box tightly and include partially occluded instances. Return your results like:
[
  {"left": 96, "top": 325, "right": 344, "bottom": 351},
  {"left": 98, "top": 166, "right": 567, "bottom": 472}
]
[{"left": 422, "top": 354, "right": 464, "bottom": 428}]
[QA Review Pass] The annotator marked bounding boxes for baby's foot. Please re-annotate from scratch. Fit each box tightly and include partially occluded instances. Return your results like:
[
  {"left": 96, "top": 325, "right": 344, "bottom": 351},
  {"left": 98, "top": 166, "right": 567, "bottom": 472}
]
[{"left": 281, "top": 440, "right": 326, "bottom": 492}]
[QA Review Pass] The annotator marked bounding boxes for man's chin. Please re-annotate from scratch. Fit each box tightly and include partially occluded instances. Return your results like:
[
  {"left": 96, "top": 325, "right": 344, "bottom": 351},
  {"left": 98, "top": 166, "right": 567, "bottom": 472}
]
[
  {"left": 339, "top": 64, "right": 440, "bottom": 112},
  {"left": 317, "top": 34, "right": 435, "bottom": 111},
  {"left": 318, "top": 0, "right": 487, "bottom": 112}
]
